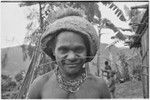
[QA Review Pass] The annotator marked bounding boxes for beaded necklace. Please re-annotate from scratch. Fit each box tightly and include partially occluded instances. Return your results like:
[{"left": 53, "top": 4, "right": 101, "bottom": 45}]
[{"left": 55, "top": 68, "right": 87, "bottom": 93}]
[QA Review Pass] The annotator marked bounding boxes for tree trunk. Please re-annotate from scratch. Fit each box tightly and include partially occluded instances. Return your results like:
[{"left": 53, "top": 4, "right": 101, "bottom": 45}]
[
  {"left": 97, "top": 34, "right": 101, "bottom": 77},
  {"left": 17, "top": 3, "right": 43, "bottom": 98},
  {"left": 17, "top": 48, "right": 41, "bottom": 98},
  {"left": 141, "top": 28, "right": 149, "bottom": 98}
]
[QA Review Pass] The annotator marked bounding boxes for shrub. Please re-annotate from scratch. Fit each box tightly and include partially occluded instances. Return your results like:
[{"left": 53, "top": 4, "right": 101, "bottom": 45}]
[{"left": 132, "top": 64, "right": 142, "bottom": 80}]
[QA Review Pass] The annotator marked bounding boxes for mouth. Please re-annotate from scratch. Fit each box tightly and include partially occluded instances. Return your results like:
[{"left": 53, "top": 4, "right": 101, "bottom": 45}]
[{"left": 66, "top": 64, "right": 78, "bottom": 68}]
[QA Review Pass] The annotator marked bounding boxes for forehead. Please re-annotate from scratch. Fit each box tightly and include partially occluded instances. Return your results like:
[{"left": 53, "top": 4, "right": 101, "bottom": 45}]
[{"left": 56, "top": 31, "right": 85, "bottom": 47}]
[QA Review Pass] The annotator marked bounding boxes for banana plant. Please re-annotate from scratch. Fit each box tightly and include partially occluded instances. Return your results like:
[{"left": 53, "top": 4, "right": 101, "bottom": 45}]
[{"left": 101, "top": 1, "right": 126, "bottom": 21}]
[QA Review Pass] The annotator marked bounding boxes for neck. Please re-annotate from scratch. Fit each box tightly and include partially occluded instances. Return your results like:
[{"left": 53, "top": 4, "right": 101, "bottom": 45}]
[{"left": 58, "top": 68, "right": 86, "bottom": 81}]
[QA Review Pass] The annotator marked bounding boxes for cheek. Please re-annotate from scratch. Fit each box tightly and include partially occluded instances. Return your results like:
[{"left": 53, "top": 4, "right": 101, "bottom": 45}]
[
  {"left": 54, "top": 52, "right": 65, "bottom": 64},
  {"left": 55, "top": 54, "right": 62, "bottom": 62},
  {"left": 54, "top": 52, "right": 65, "bottom": 61},
  {"left": 81, "top": 50, "right": 87, "bottom": 62},
  {"left": 79, "top": 50, "right": 87, "bottom": 58},
  {"left": 55, "top": 56, "right": 63, "bottom": 66}
]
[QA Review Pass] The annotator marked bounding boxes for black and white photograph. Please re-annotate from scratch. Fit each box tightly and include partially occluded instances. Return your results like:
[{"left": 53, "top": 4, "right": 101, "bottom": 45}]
[{"left": 1, "top": 0, "right": 149, "bottom": 99}]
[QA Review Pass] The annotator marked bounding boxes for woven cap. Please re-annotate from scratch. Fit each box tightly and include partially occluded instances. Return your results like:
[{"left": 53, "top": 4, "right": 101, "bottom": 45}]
[{"left": 41, "top": 16, "right": 99, "bottom": 62}]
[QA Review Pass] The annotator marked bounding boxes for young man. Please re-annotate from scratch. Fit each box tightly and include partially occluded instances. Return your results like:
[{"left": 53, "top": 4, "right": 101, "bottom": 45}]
[
  {"left": 105, "top": 61, "right": 111, "bottom": 71},
  {"left": 103, "top": 61, "right": 116, "bottom": 98},
  {"left": 27, "top": 7, "right": 111, "bottom": 99},
  {"left": 102, "top": 61, "right": 112, "bottom": 79},
  {"left": 107, "top": 72, "right": 116, "bottom": 98}
]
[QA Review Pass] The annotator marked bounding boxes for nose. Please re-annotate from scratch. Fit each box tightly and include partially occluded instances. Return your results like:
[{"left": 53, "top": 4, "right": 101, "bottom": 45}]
[{"left": 67, "top": 51, "right": 76, "bottom": 61}]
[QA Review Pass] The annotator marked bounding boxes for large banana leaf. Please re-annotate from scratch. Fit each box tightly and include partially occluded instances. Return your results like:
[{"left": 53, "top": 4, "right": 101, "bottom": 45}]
[{"left": 101, "top": 2, "right": 126, "bottom": 22}]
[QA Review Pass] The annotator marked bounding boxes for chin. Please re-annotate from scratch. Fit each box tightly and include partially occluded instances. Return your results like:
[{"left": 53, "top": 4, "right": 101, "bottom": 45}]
[
  {"left": 66, "top": 67, "right": 84, "bottom": 75},
  {"left": 59, "top": 63, "right": 84, "bottom": 74},
  {"left": 66, "top": 69, "right": 80, "bottom": 75}
]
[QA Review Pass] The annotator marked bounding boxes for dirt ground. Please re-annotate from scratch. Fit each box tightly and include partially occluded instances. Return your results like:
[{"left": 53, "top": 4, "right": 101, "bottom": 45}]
[{"left": 115, "top": 80, "right": 143, "bottom": 98}]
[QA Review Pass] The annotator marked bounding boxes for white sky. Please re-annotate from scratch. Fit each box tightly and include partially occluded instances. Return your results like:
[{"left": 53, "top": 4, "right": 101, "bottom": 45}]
[
  {"left": 1, "top": 3, "right": 28, "bottom": 48},
  {"left": 0, "top": 2, "right": 148, "bottom": 48}
]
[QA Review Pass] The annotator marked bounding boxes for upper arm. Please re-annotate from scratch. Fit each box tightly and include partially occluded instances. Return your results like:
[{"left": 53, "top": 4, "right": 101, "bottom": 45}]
[
  {"left": 27, "top": 76, "right": 44, "bottom": 99},
  {"left": 27, "top": 71, "right": 54, "bottom": 99},
  {"left": 98, "top": 78, "right": 111, "bottom": 98},
  {"left": 101, "top": 80, "right": 111, "bottom": 98}
]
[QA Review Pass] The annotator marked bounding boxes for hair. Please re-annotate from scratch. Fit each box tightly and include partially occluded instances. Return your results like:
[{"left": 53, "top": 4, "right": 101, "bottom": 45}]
[{"left": 47, "top": 7, "right": 90, "bottom": 56}]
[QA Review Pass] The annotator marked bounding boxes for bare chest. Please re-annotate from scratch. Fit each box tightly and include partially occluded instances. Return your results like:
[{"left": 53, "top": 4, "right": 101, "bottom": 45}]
[{"left": 41, "top": 78, "right": 101, "bottom": 99}]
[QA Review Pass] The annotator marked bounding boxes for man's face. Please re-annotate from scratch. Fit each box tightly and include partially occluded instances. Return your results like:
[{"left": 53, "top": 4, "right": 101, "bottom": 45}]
[{"left": 53, "top": 31, "right": 87, "bottom": 75}]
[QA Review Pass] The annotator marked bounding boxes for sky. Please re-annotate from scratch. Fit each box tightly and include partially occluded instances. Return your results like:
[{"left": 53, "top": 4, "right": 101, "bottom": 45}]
[
  {"left": 1, "top": 2, "right": 148, "bottom": 48},
  {"left": 1, "top": 3, "right": 28, "bottom": 48}
]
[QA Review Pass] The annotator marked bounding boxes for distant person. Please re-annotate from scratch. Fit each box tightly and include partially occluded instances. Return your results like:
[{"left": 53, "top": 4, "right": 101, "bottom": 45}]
[
  {"left": 107, "top": 72, "right": 116, "bottom": 98},
  {"left": 105, "top": 61, "right": 111, "bottom": 71},
  {"left": 102, "top": 61, "right": 116, "bottom": 98},
  {"left": 27, "top": 7, "right": 111, "bottom": 99},
  {"left": 104, "top": 61, "right": 112, "bottom": 79}
]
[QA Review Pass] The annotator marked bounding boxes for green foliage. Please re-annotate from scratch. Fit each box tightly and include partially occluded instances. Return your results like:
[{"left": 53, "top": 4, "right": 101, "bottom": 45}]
[
  {"left": 15, "top": 70, "right": 25, "bottom": 82},
  {"left": 71, "top": 2, "right": 101, "bottom": 22},
  {"left": 118, "top": 52, "right": 130, "bottom": 81},
  {"left": 2, "top": 74, "right": 10, "bottom": 80},
  {"left": 1, "top": 74, "right": 17, "bottom": 99},
  {"left": 2, "top": 70, "right": 27, "bottom": 99},
  {"left": 124, "top": 4, "right": 147, "bottom": 32},
  {"left": 132, "top": 65, "right": 142, "bottom": 81},
  {"left": 101, "top": 2, "right": 126, "bottom": 21},
  {"left": 101, "top": 19, "right": 127, "bottom": 41},
  {"left": 130, "top": 9, "right": 144, "bottom": 32}
]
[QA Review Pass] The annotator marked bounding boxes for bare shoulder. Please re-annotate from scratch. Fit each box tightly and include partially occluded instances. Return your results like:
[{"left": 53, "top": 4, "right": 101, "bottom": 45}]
[
  {"left": 27, "top": 71, "right": 54, "bottom": 99},
  {"left": 87, "top": 73, "right": 106, "bottom": 85},
  {"left": 87, "top": 73, "right": 111, "bottom": 98}
]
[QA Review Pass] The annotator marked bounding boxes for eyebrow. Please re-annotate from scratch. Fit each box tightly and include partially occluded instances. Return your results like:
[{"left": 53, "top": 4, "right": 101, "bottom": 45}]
[
  {"left": 58, "top": 46, "right": 68, "bottom": 51},
  {"left": 58, "top": 45, "right": 86, "bottom": 50}
]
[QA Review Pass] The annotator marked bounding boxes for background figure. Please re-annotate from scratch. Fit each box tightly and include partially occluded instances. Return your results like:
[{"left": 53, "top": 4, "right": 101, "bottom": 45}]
[
  {"left": 104, "top": 61, "right": 112, "bottom": 79},
  {"left": 107, "top": 71, "right": 116, "bottom": 98},
  {"left": 103, "top": 61, "right": 116, "bottom": 98},
  {"left": 105, "top": 61, "right": 111, "bottom": 70}
]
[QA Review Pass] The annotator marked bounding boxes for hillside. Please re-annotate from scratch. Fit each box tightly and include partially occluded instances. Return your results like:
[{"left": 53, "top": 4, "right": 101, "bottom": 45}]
[{"left": 1, "top": 45, "right": 31, "bottom": 77}]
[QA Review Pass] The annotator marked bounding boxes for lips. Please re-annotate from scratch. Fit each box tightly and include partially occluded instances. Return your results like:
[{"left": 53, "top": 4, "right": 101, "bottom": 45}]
[
  {"left": 65, "top": 64, "right": 78, "bottom": 68},
  {"left": 66, "top": 64, "right": 77, "bottom": 67},
  {"left": 61, "top": 59, "right": 84, "bottom": 68}
]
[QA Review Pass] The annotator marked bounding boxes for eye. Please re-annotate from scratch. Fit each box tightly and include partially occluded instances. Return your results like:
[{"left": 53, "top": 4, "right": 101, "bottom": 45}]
[
  {"left": 74, "top": 47, "right": 85, "bottom": 53},
  {"left": 58, "top": 47, "right": 69, "bottom": 54}
]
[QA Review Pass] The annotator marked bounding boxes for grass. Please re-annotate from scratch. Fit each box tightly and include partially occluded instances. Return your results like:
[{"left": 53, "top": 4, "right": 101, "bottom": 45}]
[{"left": 115, "top": 79, "right": 143, "bottom": 98}]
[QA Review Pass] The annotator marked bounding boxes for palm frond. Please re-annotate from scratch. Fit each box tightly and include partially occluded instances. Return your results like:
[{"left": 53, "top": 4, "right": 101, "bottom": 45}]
[
  {"left": 101, "top": 2, "right": 126, "bottom": 21},
  {"left": 105, "top": 40, "right": 119, "bottom": 50}
]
